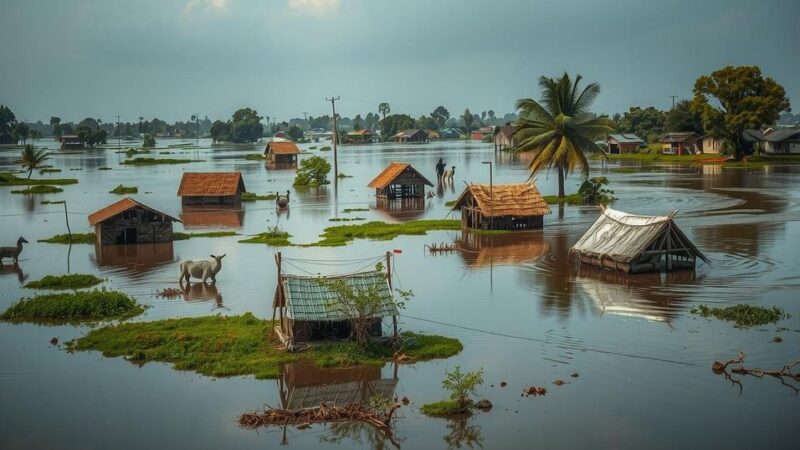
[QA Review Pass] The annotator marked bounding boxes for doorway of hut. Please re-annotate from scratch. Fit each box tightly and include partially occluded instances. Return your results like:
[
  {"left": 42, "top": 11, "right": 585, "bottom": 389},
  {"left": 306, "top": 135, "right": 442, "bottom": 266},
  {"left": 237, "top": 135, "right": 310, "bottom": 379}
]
[{"left": 117, "top": 228, "right": 138, "bottom": 244}]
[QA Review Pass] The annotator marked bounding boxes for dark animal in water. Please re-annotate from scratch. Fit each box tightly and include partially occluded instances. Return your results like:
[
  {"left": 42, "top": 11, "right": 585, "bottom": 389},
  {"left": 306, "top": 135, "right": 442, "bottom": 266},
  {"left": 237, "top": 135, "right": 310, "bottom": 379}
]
[
  {"left": 179, "top": 254, "right": 226, "bottom": 285},
  {"left": 276, "top": 190, "right": 290, "bottom": 209},
  {"left": 0, "top": 237, "right": 28, "bottom": 265}
]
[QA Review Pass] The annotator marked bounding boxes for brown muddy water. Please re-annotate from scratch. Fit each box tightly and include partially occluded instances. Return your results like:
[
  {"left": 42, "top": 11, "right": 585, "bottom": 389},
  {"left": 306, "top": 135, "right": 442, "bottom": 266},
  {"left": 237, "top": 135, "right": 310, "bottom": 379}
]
[{"left": 1, "top": 139, "right": 799, "bottom": 449}]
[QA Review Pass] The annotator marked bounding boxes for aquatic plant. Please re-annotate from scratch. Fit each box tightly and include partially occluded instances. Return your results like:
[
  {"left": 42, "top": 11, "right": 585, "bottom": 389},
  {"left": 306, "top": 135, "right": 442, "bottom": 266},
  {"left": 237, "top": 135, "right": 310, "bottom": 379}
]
[
  {"left": 691, "top": 304, "right": 788, "bottom": 327},
  {"left": 24, "top": 274, "right": 104, "bottom": 290},
  {"left": 109, "top": 184, "right": 138, "bottom": 194},
  {"left": 238, "top": 227, "right": 292, "bottom": 246},
  {"left": 421, "top": 366, "right": 485, "bottom": 416},
  {"left": 121, "top": 157, "right": 194, "bottom": 165},
  {"left": 244, "top": 153, "right": 265, "bottom": 160},
  {"left": 38, "top": 233, "right": 96, "bottom": 244},
  {"left": 173, "top": 231, "right": 239, "bottom": 240},
  {"left": 0, "top": 172, "right": 77, "bottom": 186},
  {"left": 1, "top": 289, "right": 143, "bottom": 323},
  {"left": 320, "top": 146, "right": 332, "bottom": 151},
  {"left": 342, "top": 208, "right": 369, "bottom": 213},
  {"left": 308, "top": 220, "right": 460, "bottom": 247},
  {"left": 40, "top": 200, "right": 65, "bottom": 205},
  {"left": 98, "top": 167, "right": 113, "bottom": 170},
  {"left": 67, "top": 313, "right": 461, "bottom": 379},
  {"left": 11, "top": 185, "right": 63, "bottom": 194},
  {"left": 240, "top": 192, "right": 277, "bottom": 201}
]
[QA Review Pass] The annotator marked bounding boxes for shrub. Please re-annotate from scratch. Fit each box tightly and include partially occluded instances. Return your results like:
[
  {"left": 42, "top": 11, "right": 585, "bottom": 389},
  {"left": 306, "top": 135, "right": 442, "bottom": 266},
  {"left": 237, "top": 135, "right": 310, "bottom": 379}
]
[
  {"left": 1, "top": 289, "right": 144, "bottom": 323},
  {"left": 293, "top": 156, "right": 331, "bottom": 187},
  {"left": 25, "top": 274, "right": 104, "bottom": 290},
  {"left": 578, "top": 176, "right": 615, "bottom": 205},
  {"left": 142, "top": 134, "right": 156, "bottom": 148},
  {"left": 109, "top": 184, "right": 138, "bottom": 194}
]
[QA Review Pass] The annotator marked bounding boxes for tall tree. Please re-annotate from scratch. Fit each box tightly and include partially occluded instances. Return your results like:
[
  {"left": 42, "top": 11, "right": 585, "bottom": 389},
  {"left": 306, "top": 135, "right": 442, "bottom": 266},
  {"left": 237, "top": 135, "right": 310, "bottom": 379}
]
[
  {"left": 461, "top": 109, "right": 475, "bottom": 139},
  {"left": 14, "top": 122, "right": 30, "bottom": 144},
  {"left": 378, "top": 102, "right": 390, "bottom": 120},
  {"left": 49, "top": 116, "right": 62, "bottom": 139},
  {"left": 16, "top": 145, "right": 50, "bottom": 179},
  {"left": 691, "top": 65, "right": 790, "bottom": 160},
  {"left": 513, "top": 73, "right": 615, "bottom": 198},
  {"left": 431, "top": 106, "right": 450, "bottom": 129},
  {"left": 616, "top": 106, "right": 664, "bottom": 142},
  {"left": 0, "top": 105, "right": 17, "bottom": 144},
  {"left": 665, "top": 99, "right": 704, "bottom": 135}
]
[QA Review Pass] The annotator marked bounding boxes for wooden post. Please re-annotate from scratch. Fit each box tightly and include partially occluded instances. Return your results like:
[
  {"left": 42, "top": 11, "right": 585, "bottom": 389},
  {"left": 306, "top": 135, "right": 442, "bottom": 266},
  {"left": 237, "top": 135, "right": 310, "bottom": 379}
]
[
  {"left": 386, "top": 251, "right": 398, "bottom": 338},
  {"left": 63, "top": 201, "right": 72, "bottom": 244},
  {"left": 274, "top": 252, "right": 282, "bottom": 333}
]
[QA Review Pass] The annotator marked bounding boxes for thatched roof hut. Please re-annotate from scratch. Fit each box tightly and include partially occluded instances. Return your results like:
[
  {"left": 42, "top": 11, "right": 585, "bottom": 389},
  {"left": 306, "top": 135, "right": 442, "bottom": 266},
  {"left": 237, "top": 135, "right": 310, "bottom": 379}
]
[
  {"left": 368, "top": 162, "right": 433, "bottom": 199},
  {"left": 450, "top": 182, "right": 550, "bottom": 231},
  {"left": 571, "top": 207, "right": 708, "bottom": 273}
]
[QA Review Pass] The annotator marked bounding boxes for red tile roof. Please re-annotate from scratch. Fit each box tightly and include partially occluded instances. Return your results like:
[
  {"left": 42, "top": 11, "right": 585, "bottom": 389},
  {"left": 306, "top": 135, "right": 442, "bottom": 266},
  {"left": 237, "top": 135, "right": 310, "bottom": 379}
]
[
  {"left": 177, "top": 172, "right": 245, "bottom": 197},
  {"left": 367, "top": 162, "right": 433, "bottom": 190},
  {"left": 88, "top": 197, "right": 179, "bottom": 226},
  {"left": 265, "top": 141, "right": 301, "bottom": 155}
]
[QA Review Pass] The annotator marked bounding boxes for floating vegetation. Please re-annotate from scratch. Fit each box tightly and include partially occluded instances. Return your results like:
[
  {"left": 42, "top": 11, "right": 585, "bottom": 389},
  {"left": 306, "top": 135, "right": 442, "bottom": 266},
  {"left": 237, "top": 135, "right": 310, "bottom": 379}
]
[
  {"left": 98, "top": 167, "right": 113, "bottom": 170},
  {"left": 0, "top": 173, "right": 78, "bottom": 186},
  {"left": 239, "top": 228, "right": 292, "bottom": 246},
  {"left": 121, "top": 158, "right": 195, "bottom": 165},
  {"left": 157, "top": 287, "right": 184, "bottom": 299},
  {"left": 24, "top": 274, "right": 104, "bottom": 290},
  {"left": 542, "top": 193, "right": 584, "bottom": 205},
  {"left": 1, "top": 289, "right": 143, "bottom": 324},
  {"left": 40, "top": 200, "right": 65, "bottom": 205},
  {"left": 244, "top": 153, "right": 265, "bottom": 160},
  {"left": 319, "top": 146, "right": 331, "bottom": 151},
  {"left": 38, "top": 233, "right": 95, "bottom": 244},
  {"left": 241, "top": 192, "right": 277, "bottom": 201},
  {"left": 67, "top": 313, "right": 461, "bottom": 379},
  {"left": 173, "top": 231, "right": 239, "bottom": 240},
  {"left": 40, "top": 168, "right": 62, "bottom": 174},
  {"left": 328, "top": 217, "right": 366, "bottom": 222},
  {"left": 420, "top": 400, "right": 464, "bottom": 416},
  {"left": 523, "top": 386, "right": 547, "bottom": 397},
  {"left": 444, "top": 200, "right": 456, "bottom": 207},
  {"left": 691, "top": 304, "right": 788, "bottom": 327},
  {"left": 306, "top": 220, "right": 461, "bottom": 247},
  {"left": 120, "top": 147, "right": 149, "bottom": 157},
  {"left": 109, "top": 184, "right": 138, "bottom": 194},
  {"left": 343, "top": 208, "right": 369, "bottom": 213},
  {"left": 11, "top": 185, "right": 63, "bottom": 194}
]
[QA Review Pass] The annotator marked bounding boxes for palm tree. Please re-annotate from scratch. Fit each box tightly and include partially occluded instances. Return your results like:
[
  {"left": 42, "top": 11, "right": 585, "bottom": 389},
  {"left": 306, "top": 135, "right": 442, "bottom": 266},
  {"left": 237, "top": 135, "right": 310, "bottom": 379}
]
[
  {"left": 16, "top": 145, "right": 50, "bottom": 179},
  {"left": 378, "top": 103, "right": 390, "bottom": 120},
  {"left": 513, "top": 73, "right": 615, "bottom": 198}
]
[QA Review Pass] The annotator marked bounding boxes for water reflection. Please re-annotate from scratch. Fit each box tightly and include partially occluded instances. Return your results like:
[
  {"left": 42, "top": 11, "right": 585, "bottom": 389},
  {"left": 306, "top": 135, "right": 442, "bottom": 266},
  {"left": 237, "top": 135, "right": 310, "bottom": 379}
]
[
  {"left": 181, "top": 282, "right": 224, "bottom": 309},
  {"left": 320, "top": 422, "right": 402, "bottom": 450},
  {"left": 0, "top": 262, "right": 28, "bottom": 284},
  {"left": 278, "top": 361, "right": 397, "bottom": 410},
  {"left": 443, "top": 415, "right": 484, "bottom": 450},
  {"left": 180, "top": 205, "right": 244, "bottom": 229},
  {"left": 91, "top": 242, "right": 175, "bottom": 279},
  {"left": 457, "top": 230, "right": 548, "bottom": 268},
  {"left": 375, "top": 197, "right": 428, "bottom": 221}
]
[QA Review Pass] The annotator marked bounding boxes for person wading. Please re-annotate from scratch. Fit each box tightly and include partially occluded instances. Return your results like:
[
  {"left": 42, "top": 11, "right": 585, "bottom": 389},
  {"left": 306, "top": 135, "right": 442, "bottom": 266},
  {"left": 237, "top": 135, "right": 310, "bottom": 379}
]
[{"left": 435, "top": 158, "right": 446, "bottom": 181}]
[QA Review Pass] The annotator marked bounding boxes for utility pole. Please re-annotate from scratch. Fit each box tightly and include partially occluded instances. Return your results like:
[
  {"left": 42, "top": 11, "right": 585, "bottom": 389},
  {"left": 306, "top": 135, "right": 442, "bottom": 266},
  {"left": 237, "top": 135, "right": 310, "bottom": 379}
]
[
  {"left": 326, "top": 96, "right": 340, "bottom": 179},
  {"left": 669, "top": 96, "right": 678, "bottom": 109},
  {"left": 114, "top": 115, "right": 121, "bottom": 148},
  {"left": 191, "top": 113, "right": 200, "bottom": 143}
]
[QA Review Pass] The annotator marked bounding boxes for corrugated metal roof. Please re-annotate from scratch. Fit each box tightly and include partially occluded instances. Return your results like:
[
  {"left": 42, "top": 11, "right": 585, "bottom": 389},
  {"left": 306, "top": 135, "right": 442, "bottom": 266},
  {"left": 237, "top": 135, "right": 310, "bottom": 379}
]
[
  {"left": 282, "top": 271, "right": 398, "bottom": 321},
  {"left": 367, "top": 162, "right": 433, "bottom": 189},
  {"left": 451, "top": 182, "right": 550, "bottom": 218},
  {"left": 763, "top": 129, "right": 800, "bottom": 143},
  {"left": 608, "top": 133, "right": 645, "bottom": 144},
  {"left": 177, "top": 172, "right": 245, "bottom": 197},
  {"left": 88, "top": 197, "right": 179, "bottom": 226}
]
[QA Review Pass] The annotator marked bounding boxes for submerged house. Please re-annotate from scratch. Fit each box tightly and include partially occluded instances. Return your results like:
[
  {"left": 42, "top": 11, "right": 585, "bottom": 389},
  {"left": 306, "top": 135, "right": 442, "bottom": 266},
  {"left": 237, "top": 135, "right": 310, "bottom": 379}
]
[
  {"left": 272, "top": 270, "right": 399, "bottom": 344},
  {"left": 394, "top": 129, "right": 428, "bottom": 144},
  {"left": 88, "top": 197, "right": 180, "bottom": 245},
  {"left": 177, "top": 172, "right": 246, "bottom": 205},
  {"left": 606, "top": 133, "right": 645, "bottom": 154},
  {"left": 660, "top": 132, "right": 700, "bottom": 155},
  {"left": 264, "top": 141, "right": 300, "bottom": 165},
  {"left": 493, "top": 125, "right": 517, "bottom": 151},
  {"left": 450, "top": 182, "right": 550, "bottom": 231},
  {"left": 59, "top": 135, "right": 84, "bottom": 150},
  {"left": 571, "top": 207, "right": 708, "bottom": 274},
  {"left": 346, "top": 129, "right": 375, "bottom": 143},
  {"left": 368, "top": 162, "right": 433, "bottom": 199}
]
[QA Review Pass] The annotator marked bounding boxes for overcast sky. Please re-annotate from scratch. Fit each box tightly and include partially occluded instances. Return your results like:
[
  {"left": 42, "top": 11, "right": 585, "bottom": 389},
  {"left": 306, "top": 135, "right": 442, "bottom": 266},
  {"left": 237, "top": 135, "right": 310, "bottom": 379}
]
[{"left": 1, "top": 0, "right": 797, "bottom": 123}]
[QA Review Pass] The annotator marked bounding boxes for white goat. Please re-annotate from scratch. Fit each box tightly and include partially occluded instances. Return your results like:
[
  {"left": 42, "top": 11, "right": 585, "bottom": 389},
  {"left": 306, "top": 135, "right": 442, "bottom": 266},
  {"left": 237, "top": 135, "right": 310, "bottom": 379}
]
[
  {"left": 442, "top": 166, "right": 455, "bottom": 183},
  {"left": 179, "top": 254, "right": 226, "bottom": 285}
]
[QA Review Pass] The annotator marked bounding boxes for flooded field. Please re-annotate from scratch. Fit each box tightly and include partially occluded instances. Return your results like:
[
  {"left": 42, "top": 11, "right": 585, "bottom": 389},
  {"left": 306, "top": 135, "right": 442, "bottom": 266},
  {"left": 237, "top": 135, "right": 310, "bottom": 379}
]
[{"left": 1, "top": 139, "right": 798, "bottom": 449}]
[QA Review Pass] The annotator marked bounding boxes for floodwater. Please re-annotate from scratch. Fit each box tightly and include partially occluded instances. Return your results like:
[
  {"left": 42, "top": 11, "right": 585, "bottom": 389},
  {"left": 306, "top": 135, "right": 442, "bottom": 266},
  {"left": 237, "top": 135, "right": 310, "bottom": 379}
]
[{"left": 1, "top": 139, "right": 799, "bottom": 449}]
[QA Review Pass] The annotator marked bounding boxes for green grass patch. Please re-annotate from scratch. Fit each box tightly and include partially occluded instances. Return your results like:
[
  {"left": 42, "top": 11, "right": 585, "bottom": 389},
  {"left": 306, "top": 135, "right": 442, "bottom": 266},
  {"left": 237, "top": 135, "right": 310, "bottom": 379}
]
[
  {"left": 173, "top": 231, "right": 239, "bottom": 240},
  {"left": 444, "top": 200, "right": 456, "bottom": 207},
  {"left": 25, "top": 274, "right": 104, "bottom": 290},
  {"left": 38, "top": 233, "right": 95, "bottom": 244},
  {"left": 11, "top": 185, "right": 63, "bottom": 194},
  {"left": 343, "top": 208, "right": 369, "bottom": 213},
  {"left": 0, "top": 172, "right": 78, "bottom": 186},
  {"left": 328, "top": 217, "right": 366, "bottom": 222},
  {"left": 1, "top": 289, "right": 144, "bottom": 324},
  {"left": 40, "top": 200, "right": 65, "bottom": 205},
  {"left": 337, "top": 173, "right": 352, "bottom": 178},
  {"left": 468, "top": 229, "right": 511, "bottom": 235},
  {"left": 691, "top": 304, "right": 789, "bottom": 327},
  {"left": 320, "top": 146, "right": 331, "bottom": 151},
  {"left": 109, "top": 184, "right": 138, "bottom": 195},
  {"left": 40, "top": 168, "right": 62, "bottom": 174},
  {"left": 239, "top": 229, "right": 292, "bottom": 246},
  {"left": 121, "top": 158, "right": 194, "bottom": 165},
  {"left": 307, "top": 220, "right": 461, "bottom": 247},
  {"left": 542, "top": 193, "right": 584, "bottom": 205},
  {"left": 420, "top": 400, "right": 467, "bottom": 417},
  {"left": 241, "top": 192, "right": 277, "bottom": 202},
  {"left": 98, "top": 167, "right": 113, "bottom": 170},
  {"left": 244, "top": 153, "right": 265, "bottom": 160},
  {"left": 66, "top": 314, "right": 460, "bottom": 379}
]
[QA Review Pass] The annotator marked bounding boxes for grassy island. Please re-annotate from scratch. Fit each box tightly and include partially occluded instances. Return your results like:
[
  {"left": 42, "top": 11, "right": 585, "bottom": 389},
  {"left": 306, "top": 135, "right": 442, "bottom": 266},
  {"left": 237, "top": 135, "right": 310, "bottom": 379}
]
[
  {"left": 109, "top": 184, "right": 138, "bottom": 194},
  {"left": 67, "top": 313, "right": 462, "bottom": 379},
  {"left": 121, "top": 158, "right": 194, "bottom": 165},
  {"left": 24, "top": 274, "right": 105, "bottom": 290},
  {"left": 11, "top": 185, "right": 64, "bottom": 194},
  {"left": 307, "top": 219, "right": 460, "bottom": 247},
  {"left": 0, "top": 173, "right": 78, "bottom": 186},
  {"left": 38, "top": 233, "right": 96, "bottom": 244},
  {"left": 239, "top": 229, "right": 292, "bottom": 246},
  {"left": 1, "top": 289, "right": 144, "bottom": 324},
  {"left": 173, "top": 231, "right": 239, "bottom": 240},
  {"left": 241, "top": 192, "right": 277, "bottom": 201}
]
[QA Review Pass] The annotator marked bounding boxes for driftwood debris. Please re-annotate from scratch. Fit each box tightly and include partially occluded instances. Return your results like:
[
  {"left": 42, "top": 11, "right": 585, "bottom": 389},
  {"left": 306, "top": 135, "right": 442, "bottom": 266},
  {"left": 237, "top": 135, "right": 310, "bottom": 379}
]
[
  {"left": 157, "top": 287, "right": 184, "bottom": 299},
  {"left": 523, "top": 386, "right": 547, "bottom": 397},
  {"left": 239, "top": 402, "right": 401, "bottom": 433},
  {"left": 712, "top": 352, "right": 800, "bottom": 394},
  {"left": 425, "top": 242, "right": 458, "bottom": 254}
]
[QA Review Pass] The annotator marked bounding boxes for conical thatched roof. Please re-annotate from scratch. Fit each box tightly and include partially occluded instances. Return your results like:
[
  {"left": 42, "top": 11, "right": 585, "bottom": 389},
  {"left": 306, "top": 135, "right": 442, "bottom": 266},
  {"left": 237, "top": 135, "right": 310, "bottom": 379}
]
[{"left": 451, "top": 182, "right": 550, "bottom": 217}]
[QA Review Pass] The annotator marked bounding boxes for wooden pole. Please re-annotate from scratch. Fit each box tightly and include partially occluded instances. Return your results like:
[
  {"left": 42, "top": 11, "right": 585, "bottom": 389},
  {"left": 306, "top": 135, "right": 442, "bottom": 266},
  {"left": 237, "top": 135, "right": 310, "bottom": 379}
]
[
  {"left": 386, "top": 251, "right": 398, "bottom": 338},
  {"left": 63, "top": 201, "right": 72, "bottom": 244}
]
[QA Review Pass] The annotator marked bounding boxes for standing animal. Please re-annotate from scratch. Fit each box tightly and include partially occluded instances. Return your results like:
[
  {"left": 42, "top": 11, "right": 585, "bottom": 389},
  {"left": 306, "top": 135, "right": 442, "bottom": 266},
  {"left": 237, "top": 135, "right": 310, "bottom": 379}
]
[
  {"left": 0, "top": 237, "right": 28, "bottom": 265},
  {"left": 442, "top": 166, "right": 455, "bottom": 182},
  {"left": 179, "top": 254, "right": 226, "bottom": 285}
]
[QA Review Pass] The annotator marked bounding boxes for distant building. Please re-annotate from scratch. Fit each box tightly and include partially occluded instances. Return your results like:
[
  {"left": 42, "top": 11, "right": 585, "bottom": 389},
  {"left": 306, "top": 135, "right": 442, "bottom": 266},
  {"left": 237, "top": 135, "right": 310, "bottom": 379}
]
[
  {"left": 440, "top": 128, "right": 462, "bottom": 139},
  {"left": 264, "top": 141, "right": 300, "bottom": 165},
  {"left": 493, "top": 125, "right": 517, "bottom": 151},
  {"left": 451, "top": 182, "right": 550, "bottom": 231},
  {"left": 699, "top": 135, "right": 726, "bottom": 154},
  {"left": 660, "top": 132, "right": 700, "bottom": 155},
  {"left": 59, "top": 135, "right": 84, "bottom": 150},
  {"left": 177, "top": 172, "right": 246, "bottom": 205},
  {"left": 88, "top": 197, "right": 179, "bottom": 246},
  {"left": 394, "top": 129, "right": 428, "bottom": 144},
  {"left": 470, "top": 131, "right": 483, "bottom": 141},
  {"left": 606, "top": 133, "right": 645, "bottom": 154},
  {"left": 368, "top": 162, "right": 433, "bottom": 199},
  {"left": 346, "top": 129, "right": 375, "bottom": 143},
  {"left": 760, "top": 129, "right": 800, "bottom": 154}
]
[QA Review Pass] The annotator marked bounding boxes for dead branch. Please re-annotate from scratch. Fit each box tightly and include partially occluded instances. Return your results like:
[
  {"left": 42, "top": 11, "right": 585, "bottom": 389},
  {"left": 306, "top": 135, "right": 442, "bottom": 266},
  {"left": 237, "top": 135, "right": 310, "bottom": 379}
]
[
  {"left": 239, "top": 402, "right": 401, "bottom": 434},
  {"left": 712, "top": 353, "right": 800, "bottom": 394}
]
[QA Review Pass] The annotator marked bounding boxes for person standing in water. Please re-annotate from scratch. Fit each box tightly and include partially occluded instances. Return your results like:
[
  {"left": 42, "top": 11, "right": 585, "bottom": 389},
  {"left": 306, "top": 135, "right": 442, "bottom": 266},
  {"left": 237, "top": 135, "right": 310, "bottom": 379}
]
[{"left": 435, "top": 158, "right": 446, "bottom": 181}]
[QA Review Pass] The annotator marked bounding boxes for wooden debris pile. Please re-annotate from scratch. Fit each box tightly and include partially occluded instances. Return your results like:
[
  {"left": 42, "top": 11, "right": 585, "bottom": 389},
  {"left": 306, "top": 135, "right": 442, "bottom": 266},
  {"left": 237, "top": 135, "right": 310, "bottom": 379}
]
[{"left": 239, "top": 402, "right": 401, "bottom": 433}]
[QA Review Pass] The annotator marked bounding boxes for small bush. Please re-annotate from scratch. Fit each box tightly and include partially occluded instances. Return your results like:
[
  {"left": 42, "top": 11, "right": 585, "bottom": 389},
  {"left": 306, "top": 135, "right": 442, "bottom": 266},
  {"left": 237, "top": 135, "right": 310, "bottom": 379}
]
[
  {"left": 421, "top": 366, "right": 484, "bottom": 416},
  {"left": 142, "top": 134, "right": 156, "bottom": 148},
  {"left": 578, "top": 176, "right": 615, "bottom": 205},
  {"left": 109, "top": 184, "right": 138, "bottom": 195},
  {"left": 25, "top": 274, "right": 104, "bottom": 290}
]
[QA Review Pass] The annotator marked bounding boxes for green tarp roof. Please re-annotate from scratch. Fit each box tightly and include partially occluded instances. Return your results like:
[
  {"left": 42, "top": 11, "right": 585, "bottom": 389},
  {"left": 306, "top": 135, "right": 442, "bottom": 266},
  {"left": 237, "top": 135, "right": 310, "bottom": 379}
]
[{"left": 281, "top": 271, "right": 398, "bottom": 322}]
